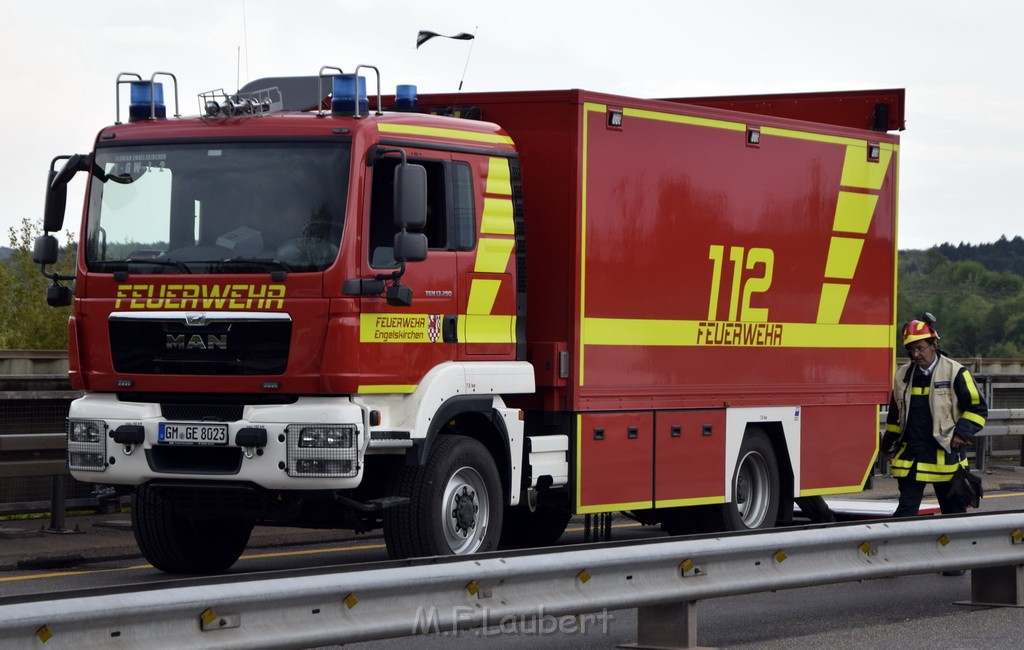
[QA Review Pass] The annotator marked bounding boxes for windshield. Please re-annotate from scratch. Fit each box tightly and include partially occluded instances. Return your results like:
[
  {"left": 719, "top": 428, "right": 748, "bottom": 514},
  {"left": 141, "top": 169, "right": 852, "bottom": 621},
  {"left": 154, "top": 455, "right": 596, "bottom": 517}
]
[{"left": 86, "top": 141, "right": 350, "bottom": 274}]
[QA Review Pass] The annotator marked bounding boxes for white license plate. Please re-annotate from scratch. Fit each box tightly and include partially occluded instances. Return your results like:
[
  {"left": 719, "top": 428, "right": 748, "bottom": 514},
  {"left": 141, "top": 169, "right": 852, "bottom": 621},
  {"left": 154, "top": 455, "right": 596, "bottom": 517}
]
[{"left": 158, "top": 422, "right": 229, "bottom": 445}]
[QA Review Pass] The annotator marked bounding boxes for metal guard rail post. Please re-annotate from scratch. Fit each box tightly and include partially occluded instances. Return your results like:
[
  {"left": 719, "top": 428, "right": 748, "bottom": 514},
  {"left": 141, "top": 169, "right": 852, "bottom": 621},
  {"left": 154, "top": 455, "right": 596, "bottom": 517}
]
[{"left": 1, "top": 512, "right": 1022, "bottom": 649}]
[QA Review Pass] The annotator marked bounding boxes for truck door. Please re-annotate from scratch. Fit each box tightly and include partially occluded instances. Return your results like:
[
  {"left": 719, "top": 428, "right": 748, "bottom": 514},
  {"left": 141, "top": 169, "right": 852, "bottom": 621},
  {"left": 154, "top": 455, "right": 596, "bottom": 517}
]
[{"left": 359, "top": 152, "right": 465, "bottom": 387}]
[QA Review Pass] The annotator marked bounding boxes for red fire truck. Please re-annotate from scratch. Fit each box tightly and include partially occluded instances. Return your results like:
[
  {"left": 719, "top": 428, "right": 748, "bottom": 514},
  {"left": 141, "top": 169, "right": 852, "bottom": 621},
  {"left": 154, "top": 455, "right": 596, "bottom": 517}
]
[{"left": 35, "top": 67, "right": 903, "bottom": 573}]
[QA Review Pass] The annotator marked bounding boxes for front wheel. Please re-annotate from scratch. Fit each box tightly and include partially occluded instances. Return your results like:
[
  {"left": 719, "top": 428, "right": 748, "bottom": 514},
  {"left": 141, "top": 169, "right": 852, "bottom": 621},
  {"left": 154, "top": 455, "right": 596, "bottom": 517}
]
[
  {"left": 132, "top": 485, "right": 253, "bottom": 574},
  {"left": 384, "top": 435, "right": 503, "bottom": 559}
]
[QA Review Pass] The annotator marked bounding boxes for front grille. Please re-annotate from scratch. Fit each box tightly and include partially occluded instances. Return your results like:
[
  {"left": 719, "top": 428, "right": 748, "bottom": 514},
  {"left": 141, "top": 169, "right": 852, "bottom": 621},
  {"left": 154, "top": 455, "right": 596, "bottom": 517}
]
[
  {"left": 161, "top": 402, "right": 245, "bottom": 422},
  {"left": 109, "top": 315, "right": 291, "bottom": 375},
  {"left": 146, "top": 446, "right": 243, "bottom": 474}
]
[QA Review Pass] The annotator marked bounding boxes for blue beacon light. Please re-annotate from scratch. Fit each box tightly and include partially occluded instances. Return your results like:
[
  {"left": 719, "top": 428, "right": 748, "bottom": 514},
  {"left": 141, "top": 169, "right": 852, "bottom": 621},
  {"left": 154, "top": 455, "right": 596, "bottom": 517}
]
[
  {"left": 128, "top": 81, "right": 166, "bottom": 122},
  {"left": 331, "top": 74, "right": 368, "bottom": 114},
  {"left": 395, "top": 84, "right": 418, "bottom": 110}
]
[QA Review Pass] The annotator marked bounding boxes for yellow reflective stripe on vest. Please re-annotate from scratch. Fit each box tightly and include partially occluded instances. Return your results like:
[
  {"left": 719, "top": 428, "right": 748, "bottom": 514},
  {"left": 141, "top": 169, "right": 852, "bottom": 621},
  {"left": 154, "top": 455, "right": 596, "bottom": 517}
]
[
  {"left": 911, "top": 386, "right": 930, "bottom": 396},
  {"left": 962, "top": 410, "right": 986, "bottom": 427},
  {"left": 893, "top": 448, "right": 968, "bottom": 482},
  {"left": 963, "top": 371, "right": 982, "bottom": 404}
]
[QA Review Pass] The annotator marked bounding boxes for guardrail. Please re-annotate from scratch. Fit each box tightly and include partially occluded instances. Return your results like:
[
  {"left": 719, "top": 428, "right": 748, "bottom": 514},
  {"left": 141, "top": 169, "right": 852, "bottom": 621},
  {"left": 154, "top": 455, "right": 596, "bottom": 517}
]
[{"left": 1, "top": 513, "right": 1021, "bottom": 649}]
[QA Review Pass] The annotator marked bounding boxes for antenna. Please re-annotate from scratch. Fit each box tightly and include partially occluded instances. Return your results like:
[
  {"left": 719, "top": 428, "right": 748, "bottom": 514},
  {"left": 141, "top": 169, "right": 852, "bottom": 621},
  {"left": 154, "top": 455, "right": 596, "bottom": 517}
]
[
  {"left": 457, "top": 26, "right": 478, "bottom": 92},
  {"left": 242, "top": 0, "right": 250, "bottom": 85}
]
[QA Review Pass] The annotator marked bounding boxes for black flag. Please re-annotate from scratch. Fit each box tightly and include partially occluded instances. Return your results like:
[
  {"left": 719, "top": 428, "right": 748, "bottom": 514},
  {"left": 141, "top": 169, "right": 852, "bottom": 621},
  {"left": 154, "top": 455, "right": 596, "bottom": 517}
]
[{"left": 416, "top": 30, "right": 475, "bottom": 49}]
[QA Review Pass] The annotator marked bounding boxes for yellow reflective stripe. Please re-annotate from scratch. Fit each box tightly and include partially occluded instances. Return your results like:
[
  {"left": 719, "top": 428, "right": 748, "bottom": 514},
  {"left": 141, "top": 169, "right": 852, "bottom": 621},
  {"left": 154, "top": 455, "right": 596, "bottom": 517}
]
[
  {"left": 377, "top": 123, "right": 514, "bottom": 145},
  {"left": 624, "top": 107, "right": 745, "bottom": 133},
  {"left": 816, "top": 284, "right": 851, "bottom": 324},
  {"left": 824, "top": 237, "right": 866, "bottom": 280},
  {"left": 841, "top": 144, "right": 894, "bottom": 190},
  {"left": 963, "top": 371, "right": 982, "bottom": 405},
  {"left": 833, "top": 192, "right": 880, "bottom": 234},
  {"left": 357, "top": 384, "right": 417, "bottom": 394},
  {"left": 655, "top": 496, "right": 726, "bottom": 508},
  {"left": 582, "top": 317, "right": 891, "bottom": 348},
  {"left": 474, "top": 237, "right": 514, "bottom": 273},
  {"left": 481, "top": 197, "right": 514, "bottom": 235},
  {"left": 885, "top": 423, "right": 901, "bottom": 433},
  {"left": 762, "top": 126, "right": 885, "bottom": 147},
  {"left": 459, "top": 314, "right": 515, "bottom": 344},
  {"left": 962, "top": 411, "right": 986, "bottom": 426},
  {"left": 485, "top": 157, "right": 512, "bottom": 196},
  {"left": 911, "top": 386, "right": 930, "bottom": 396}
]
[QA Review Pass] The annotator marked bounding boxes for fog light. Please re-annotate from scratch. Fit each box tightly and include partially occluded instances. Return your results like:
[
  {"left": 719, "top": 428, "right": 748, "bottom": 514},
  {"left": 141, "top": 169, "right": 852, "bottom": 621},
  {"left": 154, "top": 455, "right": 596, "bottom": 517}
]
[{"left": 68, "top": 452, "right": 106, "bottom": 471}]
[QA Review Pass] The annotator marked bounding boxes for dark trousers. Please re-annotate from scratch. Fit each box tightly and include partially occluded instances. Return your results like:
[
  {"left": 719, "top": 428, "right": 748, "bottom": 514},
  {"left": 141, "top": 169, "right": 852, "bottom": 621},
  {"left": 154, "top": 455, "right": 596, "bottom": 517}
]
[{"left": 893, "top": 475, "right": 966, "bottom": 518}]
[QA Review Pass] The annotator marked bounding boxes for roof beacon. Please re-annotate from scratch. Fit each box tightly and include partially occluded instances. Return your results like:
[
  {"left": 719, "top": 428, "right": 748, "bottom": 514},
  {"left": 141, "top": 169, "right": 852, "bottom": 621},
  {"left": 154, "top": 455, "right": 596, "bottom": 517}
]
[
  {"left": 395, "top": 84, "right": 418, "bottom": 111},
  {"left": 129, "top": 81, "right": 165, "bottom": 122},
  {"left": 332, "top": 74, "right": 368, "bottom": 115}
]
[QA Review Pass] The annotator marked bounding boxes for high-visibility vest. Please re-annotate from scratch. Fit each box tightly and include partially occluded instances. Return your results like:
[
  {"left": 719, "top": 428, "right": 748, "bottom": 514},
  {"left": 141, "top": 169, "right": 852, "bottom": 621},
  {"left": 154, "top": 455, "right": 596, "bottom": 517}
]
[{"left": 890, "top": 355, "right": 971, "bottom": 482}]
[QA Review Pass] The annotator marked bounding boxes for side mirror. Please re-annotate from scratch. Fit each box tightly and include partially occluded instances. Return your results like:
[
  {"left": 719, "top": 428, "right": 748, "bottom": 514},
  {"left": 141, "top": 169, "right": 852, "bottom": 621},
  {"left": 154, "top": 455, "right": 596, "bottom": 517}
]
[
  {"left": 46, "top": 283, "right": 74, "bottom": 307},
  {"left": 393, "top": 162, "right": 426, "bottom": 229},
  {"left": 394, "top": 231, "right": 427, "bottom": 263},
  {"left": 32, "top": 235, "right": 60, "bottom": 266},
  {"left": 43, "top": 153, "right": 91, "bottom": 232},
  {"left": 43, "top": 169, "right": 68, "bottom": 233}
]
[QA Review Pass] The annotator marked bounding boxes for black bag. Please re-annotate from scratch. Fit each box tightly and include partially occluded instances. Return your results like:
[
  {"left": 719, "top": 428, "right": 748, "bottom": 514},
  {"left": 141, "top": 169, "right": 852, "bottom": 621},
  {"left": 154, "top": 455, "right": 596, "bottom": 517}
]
[{"left": 948, "top": 466, "right": 983, "bottom": 509}]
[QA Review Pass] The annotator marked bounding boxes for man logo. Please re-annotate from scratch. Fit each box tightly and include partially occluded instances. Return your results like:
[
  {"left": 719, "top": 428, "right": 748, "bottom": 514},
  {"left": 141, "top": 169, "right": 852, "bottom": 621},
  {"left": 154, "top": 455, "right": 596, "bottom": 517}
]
[
  {"left": 185, "top": 313, "right": 208, "bottom": 326},
  {"left": 166, "top": 334, "right": 228, "bottom": 351}
]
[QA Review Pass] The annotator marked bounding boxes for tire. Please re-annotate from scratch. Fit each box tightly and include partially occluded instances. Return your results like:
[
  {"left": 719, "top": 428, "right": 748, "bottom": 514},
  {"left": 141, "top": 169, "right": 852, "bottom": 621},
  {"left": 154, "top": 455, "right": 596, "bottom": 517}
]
[
  {"left": 383, "top": 435, "right": 503, "bottom": 559},
  {"left": 499, "top": 497, "right": 572, "bottom": 549},
  {"left": 132, "top": 485, "right": 253, "bottom": 574},
  {"left": 690, "top": 430, "right": 780, "bottom": 533}
]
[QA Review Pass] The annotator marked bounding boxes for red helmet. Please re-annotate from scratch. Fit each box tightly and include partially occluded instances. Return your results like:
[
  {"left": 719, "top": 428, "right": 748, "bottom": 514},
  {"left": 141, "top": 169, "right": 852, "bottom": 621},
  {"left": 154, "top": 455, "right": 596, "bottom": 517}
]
[{"left": 902, "top": 319, "right": 939, "bottom": 346}]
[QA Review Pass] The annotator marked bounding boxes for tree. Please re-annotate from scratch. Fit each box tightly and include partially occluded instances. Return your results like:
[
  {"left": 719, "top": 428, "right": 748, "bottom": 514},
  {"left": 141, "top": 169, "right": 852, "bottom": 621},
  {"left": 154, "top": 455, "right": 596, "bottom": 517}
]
[{"left": 0, "top": 219, "right": 75, "bottom": 349}]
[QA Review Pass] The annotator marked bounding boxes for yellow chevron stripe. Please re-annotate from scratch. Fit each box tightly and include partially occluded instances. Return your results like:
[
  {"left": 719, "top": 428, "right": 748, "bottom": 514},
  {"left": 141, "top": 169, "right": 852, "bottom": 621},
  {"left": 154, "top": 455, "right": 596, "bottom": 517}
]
[
  {"left": 481, "top": 197, "right": 514, "bottom": 235},
  {"left": 840, "top": 144, "right": 894, "bottom": 190},
  {"left": 824, "top": 236, "right": 866, "bottom": 280},
  {"left": 486, "top": 157, "right": 512, "bottom": 196},
  {"left": 474, "top": 237, "right": 514, "bottom": 273},
  {"left": 834, "top": 191, "right": 879, "bottom": 234}
]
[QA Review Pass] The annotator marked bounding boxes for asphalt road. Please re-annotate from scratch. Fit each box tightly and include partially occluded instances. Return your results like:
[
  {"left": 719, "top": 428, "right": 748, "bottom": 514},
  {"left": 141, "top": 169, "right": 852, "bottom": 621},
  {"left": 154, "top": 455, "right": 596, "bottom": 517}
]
[{"left": 2, "top": 470, "right": 1024, "bottom": 647}]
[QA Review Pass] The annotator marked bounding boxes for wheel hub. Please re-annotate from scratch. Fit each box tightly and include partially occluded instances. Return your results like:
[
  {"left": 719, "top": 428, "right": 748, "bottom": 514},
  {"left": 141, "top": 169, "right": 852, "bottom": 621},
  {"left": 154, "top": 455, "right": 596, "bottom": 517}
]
[{"left": 451, "top": 486, "right": 478, "bottom": 535}]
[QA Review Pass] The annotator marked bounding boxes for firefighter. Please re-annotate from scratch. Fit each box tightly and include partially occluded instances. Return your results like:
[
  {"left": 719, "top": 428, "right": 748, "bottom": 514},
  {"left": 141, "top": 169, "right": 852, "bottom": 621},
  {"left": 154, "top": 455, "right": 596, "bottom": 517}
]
[{"left": 882, "top": 316, "right": 987, "bottom": 521}]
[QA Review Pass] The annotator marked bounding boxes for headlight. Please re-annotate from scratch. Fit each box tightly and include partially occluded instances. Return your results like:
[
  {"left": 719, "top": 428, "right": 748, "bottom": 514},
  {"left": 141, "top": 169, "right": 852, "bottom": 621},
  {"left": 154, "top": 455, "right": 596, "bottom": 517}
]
[
  {"left": 298, "top": 426, "right": 354, "bottom": 448},
  {"left": 286, "top": 424, "right": 358, "bottom": 478},
  {"left": 69, "top": 420, "right": 104, "bottom": 443},
  {"left": 67, "top": 419, "right": 107, "bottom": 472}
]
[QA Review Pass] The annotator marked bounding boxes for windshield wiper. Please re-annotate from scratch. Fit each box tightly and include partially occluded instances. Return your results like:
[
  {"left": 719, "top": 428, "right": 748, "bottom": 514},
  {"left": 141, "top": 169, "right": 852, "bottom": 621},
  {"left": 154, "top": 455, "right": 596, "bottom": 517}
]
[
  {"left": 124, "top": 258, "right": 192, "bottom": 273},
  {"left": 204, "top": 258, "right": 294, "bottom": 275}
]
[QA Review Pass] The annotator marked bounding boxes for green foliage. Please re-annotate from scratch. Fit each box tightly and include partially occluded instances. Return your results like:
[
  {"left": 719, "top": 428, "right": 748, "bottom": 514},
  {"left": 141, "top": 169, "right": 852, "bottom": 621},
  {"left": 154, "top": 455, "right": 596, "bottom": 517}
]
[
  {"left": 898, "top": 245, "right": 1024, "bottom": 358},
  {"left": 0, "top": 219, "right": 75, "bottom": 349}
]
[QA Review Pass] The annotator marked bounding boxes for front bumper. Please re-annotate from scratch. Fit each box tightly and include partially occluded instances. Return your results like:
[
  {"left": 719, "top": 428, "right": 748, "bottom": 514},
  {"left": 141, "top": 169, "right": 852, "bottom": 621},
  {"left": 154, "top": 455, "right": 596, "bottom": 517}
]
[{"left": 67, "top": 393, "right": 367, "bottom": 490}]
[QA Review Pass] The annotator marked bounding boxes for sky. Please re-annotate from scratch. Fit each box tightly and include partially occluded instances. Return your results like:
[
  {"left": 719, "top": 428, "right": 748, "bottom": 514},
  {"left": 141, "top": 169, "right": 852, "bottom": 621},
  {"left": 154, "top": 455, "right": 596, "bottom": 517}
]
[{"left": 1, "top": 0, "right": 1021, "bottom": 251}]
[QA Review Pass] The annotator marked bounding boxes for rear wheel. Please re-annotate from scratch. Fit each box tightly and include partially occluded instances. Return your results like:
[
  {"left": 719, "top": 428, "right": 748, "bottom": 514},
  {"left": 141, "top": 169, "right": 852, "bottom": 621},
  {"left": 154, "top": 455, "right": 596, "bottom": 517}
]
[
  {"left": 665, "top": 430, "right": 780, "bottom": 534},
  {"left": 383, "top": 435, "right": 503, "bottom": 558},
  {"left": 719, "top": 430, "right": 780, "bottom": 530},
  {"left": 499, "top": 493, "right": 572, "bottom": 549},
  {"left": 132, "top": 485, "right": 253, "bottom": 574}
]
